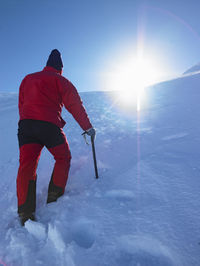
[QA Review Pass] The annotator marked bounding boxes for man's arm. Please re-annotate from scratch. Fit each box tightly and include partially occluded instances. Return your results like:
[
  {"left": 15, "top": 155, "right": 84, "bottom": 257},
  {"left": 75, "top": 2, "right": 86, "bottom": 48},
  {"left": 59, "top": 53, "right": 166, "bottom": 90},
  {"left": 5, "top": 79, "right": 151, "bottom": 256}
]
[{"left": 59, "top": 78, "right": 92, "bottom": 131}]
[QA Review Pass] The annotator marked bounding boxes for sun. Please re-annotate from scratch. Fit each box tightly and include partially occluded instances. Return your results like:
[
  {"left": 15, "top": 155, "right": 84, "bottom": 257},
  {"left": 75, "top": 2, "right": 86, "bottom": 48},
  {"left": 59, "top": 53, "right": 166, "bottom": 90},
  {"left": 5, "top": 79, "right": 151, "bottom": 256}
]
[{"left": 104, "top": 53, "right": 164, "bottom": 111}]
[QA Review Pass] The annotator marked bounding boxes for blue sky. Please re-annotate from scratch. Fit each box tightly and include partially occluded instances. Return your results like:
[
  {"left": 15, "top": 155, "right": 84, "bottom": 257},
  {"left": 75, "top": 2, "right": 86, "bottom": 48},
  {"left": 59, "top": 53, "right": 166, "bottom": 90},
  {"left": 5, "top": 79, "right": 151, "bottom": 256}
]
[{"left": 1, "top": 0, "right": 200, "bottom": 92}]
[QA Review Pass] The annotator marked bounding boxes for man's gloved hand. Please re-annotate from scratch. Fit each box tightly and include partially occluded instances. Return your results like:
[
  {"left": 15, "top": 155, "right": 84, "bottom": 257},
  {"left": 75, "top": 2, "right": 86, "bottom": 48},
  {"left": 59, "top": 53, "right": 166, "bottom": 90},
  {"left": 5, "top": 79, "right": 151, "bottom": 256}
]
[{"left": 86, "top": 127, "right": 96, "bottom": 140}]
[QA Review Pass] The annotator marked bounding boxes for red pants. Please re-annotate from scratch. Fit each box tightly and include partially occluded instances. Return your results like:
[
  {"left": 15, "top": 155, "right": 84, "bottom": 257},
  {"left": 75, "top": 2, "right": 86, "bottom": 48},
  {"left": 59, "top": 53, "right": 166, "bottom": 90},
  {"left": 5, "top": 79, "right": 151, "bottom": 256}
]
[{"left": 17, "top": 120, "right": 71, "bottom": 213}]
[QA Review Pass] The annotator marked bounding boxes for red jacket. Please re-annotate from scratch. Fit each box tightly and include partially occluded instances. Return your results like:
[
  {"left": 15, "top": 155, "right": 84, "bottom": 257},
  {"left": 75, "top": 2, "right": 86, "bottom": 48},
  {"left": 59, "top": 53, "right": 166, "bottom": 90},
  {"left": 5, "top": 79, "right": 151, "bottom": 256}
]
[{"left": 18, "top": 66, "right": 92, "bottom": 130}]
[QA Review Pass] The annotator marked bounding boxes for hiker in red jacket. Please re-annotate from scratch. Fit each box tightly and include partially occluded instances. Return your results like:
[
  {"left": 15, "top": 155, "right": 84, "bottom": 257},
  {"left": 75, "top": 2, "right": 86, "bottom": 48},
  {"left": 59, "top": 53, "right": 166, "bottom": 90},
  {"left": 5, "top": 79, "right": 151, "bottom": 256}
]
[{"left": 17, "top": 49, "right": 95, "bottom": 225}]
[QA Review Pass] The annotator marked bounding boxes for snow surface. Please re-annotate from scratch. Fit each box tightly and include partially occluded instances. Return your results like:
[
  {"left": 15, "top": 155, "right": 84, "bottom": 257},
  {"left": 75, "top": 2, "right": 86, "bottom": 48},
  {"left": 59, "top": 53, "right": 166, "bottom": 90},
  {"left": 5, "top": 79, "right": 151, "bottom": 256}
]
[
  {"left": 183, "top": 62, "right": 200, "bottom": 75},
  {"left": 0, "top": 72, "right": 200, "bottom": 265}
]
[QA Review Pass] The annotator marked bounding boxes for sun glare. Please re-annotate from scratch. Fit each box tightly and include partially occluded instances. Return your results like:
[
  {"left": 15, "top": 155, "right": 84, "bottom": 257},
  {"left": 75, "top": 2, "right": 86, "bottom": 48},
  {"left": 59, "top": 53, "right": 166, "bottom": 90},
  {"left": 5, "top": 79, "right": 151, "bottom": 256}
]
[{"left": 105, "top": 52, "right": 163, "bottom": 112}]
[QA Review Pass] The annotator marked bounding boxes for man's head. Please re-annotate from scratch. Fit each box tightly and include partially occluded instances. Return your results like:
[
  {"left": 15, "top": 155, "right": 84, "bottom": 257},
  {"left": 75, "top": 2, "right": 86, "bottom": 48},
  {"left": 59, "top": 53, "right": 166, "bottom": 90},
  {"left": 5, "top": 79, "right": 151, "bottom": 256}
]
[{"left": 46, "top": 49, "right": 63, "bottom": 71}]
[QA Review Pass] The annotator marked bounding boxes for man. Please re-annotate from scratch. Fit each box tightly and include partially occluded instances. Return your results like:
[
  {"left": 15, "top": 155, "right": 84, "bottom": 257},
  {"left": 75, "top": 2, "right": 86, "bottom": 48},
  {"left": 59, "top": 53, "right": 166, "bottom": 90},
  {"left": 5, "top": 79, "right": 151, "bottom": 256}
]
[{"left": 17, "top": 49, "right": 95, "bottom": 225}]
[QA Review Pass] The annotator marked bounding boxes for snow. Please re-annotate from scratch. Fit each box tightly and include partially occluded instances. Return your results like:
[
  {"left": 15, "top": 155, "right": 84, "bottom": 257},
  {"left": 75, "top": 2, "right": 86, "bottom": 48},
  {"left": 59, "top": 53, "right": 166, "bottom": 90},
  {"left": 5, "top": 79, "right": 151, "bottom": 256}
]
[
  {"left": 0, "top": 72, "right": 200, "bottom": 265},
  {"left": 183, "top": 62, "right": 200, "bottom": 75},
  {"left": 25, "top": 220, "right": 46, "bottom": 241}
]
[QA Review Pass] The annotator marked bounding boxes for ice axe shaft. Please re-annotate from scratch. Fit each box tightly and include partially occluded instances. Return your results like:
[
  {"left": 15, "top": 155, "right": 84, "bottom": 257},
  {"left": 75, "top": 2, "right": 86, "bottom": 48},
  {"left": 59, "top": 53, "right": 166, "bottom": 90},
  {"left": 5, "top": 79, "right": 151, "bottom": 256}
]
[
  {"left": 91, "top": 136, "right": 99, "bottom": 179},
  {"left": 82, "top": 132, "right": 99, "bottom": 179}
]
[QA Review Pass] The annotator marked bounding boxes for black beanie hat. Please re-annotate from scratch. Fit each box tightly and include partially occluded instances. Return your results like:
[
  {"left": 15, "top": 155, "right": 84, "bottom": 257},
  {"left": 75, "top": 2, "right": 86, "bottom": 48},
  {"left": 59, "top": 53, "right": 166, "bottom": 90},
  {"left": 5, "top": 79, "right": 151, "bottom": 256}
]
[{"left": 46, "top": 49, "right": 63, "bottom": 71}]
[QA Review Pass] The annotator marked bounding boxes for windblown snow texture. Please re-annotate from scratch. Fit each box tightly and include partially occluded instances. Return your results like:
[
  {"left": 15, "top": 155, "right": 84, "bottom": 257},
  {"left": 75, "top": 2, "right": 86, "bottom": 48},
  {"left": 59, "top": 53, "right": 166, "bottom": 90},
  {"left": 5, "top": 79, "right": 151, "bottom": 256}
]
[{"left": 0, "top": 72, "right": 200, "bottom": 265}]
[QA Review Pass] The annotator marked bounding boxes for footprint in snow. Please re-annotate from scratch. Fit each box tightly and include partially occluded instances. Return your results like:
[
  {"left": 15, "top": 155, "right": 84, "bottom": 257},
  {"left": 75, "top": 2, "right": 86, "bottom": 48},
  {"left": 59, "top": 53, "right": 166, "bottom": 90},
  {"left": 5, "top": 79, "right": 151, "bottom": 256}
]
[{"left": 70, "top": 218, "right": 96, "bottom": 249}]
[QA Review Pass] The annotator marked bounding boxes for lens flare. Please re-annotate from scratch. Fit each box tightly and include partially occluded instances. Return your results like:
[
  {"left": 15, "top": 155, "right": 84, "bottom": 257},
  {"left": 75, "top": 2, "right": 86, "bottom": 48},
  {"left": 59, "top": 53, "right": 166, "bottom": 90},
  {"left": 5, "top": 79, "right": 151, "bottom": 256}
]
[{"left": 104, "top": 52, "right": 163, "bottom": 112}]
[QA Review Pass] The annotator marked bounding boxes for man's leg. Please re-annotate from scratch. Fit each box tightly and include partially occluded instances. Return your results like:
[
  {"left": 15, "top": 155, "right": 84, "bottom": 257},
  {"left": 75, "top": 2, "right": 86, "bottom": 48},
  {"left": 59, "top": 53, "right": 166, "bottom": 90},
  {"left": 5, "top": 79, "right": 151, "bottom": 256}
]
[
  {"left": 17, "top": 120, "right": 71, "bottom": 204},
  {"left": 47, "top": 139, "right": 71, "bottom": 203},
  {"left": 17, "top": 143, "right": 43, "bottom": 222}
]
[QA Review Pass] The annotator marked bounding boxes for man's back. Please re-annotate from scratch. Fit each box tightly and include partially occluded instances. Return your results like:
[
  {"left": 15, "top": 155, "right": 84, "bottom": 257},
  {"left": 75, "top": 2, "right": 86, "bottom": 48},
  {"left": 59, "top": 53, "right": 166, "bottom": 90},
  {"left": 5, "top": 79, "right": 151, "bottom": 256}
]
[
  {"left": 19, "top": 66, "right": 92, "bottom": 130},
  {"left": 19, "top": 66, "right": 72, "bottom": 128},
  {"left": 22, "top": 68, "right": 62, "bottom": 108}
]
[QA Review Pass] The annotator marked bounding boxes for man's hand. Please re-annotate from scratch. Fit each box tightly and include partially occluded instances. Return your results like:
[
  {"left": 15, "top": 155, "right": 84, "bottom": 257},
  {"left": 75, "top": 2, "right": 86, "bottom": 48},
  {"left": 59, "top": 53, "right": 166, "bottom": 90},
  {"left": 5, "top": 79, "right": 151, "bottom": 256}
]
[{"left": 86, "top": 128, "right": 96, "bottom": 140}]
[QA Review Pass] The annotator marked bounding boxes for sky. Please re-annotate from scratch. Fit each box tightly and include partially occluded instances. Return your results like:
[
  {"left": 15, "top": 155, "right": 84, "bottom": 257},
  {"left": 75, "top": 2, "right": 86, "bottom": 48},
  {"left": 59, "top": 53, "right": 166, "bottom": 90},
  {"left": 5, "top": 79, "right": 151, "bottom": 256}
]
[{"left": 1, "top": 0, "right": 200, "bottom": 92}]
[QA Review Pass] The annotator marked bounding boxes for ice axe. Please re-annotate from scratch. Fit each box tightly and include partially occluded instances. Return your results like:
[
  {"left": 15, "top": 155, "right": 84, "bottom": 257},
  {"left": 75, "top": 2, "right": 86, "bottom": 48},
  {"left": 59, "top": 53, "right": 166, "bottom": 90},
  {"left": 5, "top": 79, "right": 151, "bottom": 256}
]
[{"left": 82, "top": 131, "right": 99, "bottom": 179}]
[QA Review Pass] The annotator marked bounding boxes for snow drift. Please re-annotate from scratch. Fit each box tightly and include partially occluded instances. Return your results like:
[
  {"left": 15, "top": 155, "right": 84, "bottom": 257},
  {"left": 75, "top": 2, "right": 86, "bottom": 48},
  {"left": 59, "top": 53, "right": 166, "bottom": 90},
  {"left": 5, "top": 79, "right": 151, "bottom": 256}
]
[{"left": 0, "top": 71, "right": 200, "bottom": 265}]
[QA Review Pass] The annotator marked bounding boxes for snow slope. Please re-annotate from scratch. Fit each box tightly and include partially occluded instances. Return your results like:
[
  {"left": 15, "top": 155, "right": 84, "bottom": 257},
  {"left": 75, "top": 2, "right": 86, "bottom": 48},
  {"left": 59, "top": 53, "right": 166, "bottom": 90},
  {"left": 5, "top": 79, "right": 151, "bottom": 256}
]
[
  {"left": 183, "top": 62, "right": 200, "bottom": 75},
  {"left": 0, "top": 72, "right": 200, "bottom": 265}
]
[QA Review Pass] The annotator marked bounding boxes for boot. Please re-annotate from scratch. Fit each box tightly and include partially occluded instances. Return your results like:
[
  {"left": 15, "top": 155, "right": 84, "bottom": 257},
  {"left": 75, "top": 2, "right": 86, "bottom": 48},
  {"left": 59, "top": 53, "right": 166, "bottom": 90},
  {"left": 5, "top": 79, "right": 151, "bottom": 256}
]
[
  {"left": 47, "top": 191, "right": 61, "bottom": 203},
  {"left": 19, "top": 212, "right": 36, "bottom": 226},
  {"left": 47, "top": 177, "right": 64, "bottom": 204}
]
